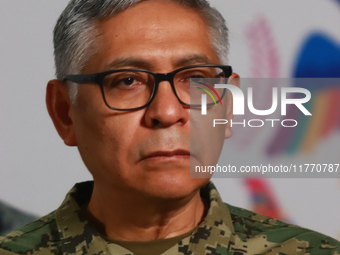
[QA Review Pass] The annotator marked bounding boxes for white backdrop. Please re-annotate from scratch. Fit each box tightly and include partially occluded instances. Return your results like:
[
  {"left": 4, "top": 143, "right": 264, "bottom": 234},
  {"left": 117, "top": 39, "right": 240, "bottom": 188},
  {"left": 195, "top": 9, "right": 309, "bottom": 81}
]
[{"left": 0, "top": 0, "right": 339, "bottom": 239}]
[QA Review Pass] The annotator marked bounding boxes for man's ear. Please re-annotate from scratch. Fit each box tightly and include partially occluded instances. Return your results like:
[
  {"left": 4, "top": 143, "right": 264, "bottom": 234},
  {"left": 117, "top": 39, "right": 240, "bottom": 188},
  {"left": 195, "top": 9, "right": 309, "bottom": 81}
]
[
  {"left": 225, "top": 73, "right": 240, "bottom": 139},
  {"left": 46, "top": 80, "right": 77, "bottom": 146}
]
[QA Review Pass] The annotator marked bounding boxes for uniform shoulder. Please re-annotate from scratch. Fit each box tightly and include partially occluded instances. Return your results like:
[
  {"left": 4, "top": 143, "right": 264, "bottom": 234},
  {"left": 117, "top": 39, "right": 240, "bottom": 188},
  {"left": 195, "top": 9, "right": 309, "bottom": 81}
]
[
  {"left": 224, "top": 202, "right": 293, "bottom": 232},
  {"left": 0, "top": 211, "right": 59, "bottom": 255},
  {"left": 224, "top": 202, "right": 340, "bottom": 255}
]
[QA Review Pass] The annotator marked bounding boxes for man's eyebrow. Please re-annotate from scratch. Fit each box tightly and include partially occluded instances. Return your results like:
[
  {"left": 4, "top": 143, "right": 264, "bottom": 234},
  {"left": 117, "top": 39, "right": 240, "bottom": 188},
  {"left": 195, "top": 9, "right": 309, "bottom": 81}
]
[
  {"left": 106, "top": 58, "right": 153, "bottom": 70},
  {"left": 173, "top": 55, "right": 213, "bottom": 68}
]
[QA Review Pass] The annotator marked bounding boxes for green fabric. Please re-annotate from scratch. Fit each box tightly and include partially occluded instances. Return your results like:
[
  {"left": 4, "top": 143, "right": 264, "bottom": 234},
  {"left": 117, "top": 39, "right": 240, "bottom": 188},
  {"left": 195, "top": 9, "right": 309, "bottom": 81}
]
[
  {"left": 0, "top": 181, "right": 339, "bottom": 255},
  {"left": 106, "top": 229, "right": 193, "bottom": 255}
]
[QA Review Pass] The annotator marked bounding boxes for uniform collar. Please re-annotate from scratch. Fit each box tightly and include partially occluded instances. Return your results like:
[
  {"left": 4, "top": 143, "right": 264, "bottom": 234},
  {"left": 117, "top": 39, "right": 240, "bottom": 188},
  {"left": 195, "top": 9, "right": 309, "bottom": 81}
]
[
  {"left": 55, "top": 182, "right": 110, "bottom": 254},
  {"left": 187, "top": 182, "right": 235, "bottom": 254},
  {"left": 55, "top": 181, "right": 235, "bottom": 254}
]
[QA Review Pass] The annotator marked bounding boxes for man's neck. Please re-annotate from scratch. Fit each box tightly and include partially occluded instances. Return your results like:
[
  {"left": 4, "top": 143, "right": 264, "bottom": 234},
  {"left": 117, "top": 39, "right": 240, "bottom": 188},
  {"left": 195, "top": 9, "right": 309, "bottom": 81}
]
[{"left": 86, "top": 184, "right": 206, "bottom": 241}]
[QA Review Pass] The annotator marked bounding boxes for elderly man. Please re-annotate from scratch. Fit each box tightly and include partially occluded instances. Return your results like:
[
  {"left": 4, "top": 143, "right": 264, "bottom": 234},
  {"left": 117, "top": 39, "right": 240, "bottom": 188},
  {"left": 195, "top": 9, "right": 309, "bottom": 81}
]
[{"left": 0, "top": 0, "right": 339, "bottom": 254}]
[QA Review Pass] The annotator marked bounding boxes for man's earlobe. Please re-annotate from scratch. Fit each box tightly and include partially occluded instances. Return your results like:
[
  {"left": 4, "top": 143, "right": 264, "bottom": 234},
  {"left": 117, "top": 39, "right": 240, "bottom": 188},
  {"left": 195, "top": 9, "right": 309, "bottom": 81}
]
[
  {"left": 228, "top": 73, "right": 240, "bottom": 88},
  {"left": 46, "top": 80, "right": 77, "bottom": 146}
]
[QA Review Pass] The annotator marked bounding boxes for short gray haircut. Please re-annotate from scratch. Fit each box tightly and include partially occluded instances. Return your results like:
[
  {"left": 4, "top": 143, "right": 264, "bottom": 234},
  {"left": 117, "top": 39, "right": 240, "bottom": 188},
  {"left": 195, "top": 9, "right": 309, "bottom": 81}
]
[{"left": 54, "top": 0, "right": 229, "bottom": 102}]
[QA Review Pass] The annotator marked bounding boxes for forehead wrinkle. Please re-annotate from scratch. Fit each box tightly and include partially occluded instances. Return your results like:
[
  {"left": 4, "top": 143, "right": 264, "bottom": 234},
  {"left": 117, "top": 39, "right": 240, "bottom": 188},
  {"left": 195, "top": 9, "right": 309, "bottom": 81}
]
[
  {"left": 105, "top": 54, "right": 214, "bottom": 72},
  {"left": 106, "top": 57, "right": 154, "bottom": 70},
  {"left": 173, "top": 54, "right": 213, "bottom": 68}
]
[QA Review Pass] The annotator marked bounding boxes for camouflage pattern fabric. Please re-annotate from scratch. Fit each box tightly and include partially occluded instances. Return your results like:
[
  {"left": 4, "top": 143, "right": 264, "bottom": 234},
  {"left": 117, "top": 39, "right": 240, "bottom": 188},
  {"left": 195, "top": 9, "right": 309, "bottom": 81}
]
[
  {"left": 0, "top": 181, "right": 339, "bottom": 255},
  {"left": 0, "top": 201, "right": 37, "bottom": 236}
]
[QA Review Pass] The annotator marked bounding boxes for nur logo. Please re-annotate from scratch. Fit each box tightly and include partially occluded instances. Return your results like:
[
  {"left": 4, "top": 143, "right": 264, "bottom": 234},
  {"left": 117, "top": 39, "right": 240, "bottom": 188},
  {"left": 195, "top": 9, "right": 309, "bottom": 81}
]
[
  {"left": 199, "top": 83, "right": 312, "bottom": 116},
  {"left": 196, "top": 82, "right": 223, "bottom": 115}
]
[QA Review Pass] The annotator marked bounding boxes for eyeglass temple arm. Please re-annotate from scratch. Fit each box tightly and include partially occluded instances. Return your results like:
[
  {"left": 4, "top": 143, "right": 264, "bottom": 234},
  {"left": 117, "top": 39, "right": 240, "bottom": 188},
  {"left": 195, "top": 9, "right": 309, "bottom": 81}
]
[{"left": 222, "top": 66, "right": 233, "bottom": 77}]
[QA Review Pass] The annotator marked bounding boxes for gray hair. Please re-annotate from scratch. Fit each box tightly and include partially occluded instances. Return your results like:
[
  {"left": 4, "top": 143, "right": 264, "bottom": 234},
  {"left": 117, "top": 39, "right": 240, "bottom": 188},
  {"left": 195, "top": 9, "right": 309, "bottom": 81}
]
[{"left": 54, "top": 0, "right": 229, "bottom": 102}]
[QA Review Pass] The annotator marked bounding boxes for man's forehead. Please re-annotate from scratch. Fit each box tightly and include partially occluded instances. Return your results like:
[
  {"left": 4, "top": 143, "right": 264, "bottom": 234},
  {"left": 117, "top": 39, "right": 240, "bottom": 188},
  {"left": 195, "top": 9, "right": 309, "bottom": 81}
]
[
  {"left": 82, "top": 1, "right": 219, "bottom": 73},
  {"left": 104, "top": 55, "right": 213, "bottom": 70}
]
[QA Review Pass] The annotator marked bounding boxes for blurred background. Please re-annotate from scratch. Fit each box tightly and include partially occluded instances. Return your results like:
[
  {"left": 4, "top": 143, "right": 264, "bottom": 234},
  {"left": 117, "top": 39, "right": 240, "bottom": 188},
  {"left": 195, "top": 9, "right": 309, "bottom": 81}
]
[{"left": 0, "top": 0, "right": 339, "bottom": 239}]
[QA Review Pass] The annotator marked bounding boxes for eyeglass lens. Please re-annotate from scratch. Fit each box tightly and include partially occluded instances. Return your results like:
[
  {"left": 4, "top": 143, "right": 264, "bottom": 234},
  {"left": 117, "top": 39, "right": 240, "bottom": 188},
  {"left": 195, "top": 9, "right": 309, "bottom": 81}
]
[{"left": 102, "top": 67, "right": 226, "bottom": 109}]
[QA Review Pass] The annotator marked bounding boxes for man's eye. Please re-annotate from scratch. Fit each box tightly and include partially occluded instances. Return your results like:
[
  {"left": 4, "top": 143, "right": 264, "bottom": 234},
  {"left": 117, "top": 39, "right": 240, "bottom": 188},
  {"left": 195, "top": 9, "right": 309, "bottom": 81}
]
[
  {"left": 113, "top": 77, "right": 143, "bottom": 88},
  {"left": 120, "top": 77, "right": 137, "bottom": 86},
  {"left": 179, "top": 74, "right": 205, "bottom": 82},
  {"left": 190, "top": 74, "right": 205, "bottom": 79}
]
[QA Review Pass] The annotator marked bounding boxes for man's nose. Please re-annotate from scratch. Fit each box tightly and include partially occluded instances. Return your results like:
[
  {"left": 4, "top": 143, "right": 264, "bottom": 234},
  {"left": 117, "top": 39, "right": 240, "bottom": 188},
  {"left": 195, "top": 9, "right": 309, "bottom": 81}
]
[{"left": 144, "top": 80, "right": 189, "bottom": 128}]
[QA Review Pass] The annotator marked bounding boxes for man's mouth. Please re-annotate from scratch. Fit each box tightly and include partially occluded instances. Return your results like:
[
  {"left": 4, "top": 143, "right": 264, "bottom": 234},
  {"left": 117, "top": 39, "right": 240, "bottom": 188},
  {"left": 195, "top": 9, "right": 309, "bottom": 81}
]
[{"left": 143, "top": 149, "right": 191, "bottom": 161}]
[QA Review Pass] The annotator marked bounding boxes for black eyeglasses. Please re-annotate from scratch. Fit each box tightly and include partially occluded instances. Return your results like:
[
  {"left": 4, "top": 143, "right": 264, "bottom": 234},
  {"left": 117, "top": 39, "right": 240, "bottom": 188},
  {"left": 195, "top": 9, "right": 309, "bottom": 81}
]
[{"left": 63, "top": 64, "right": 232, "bottom": 111}]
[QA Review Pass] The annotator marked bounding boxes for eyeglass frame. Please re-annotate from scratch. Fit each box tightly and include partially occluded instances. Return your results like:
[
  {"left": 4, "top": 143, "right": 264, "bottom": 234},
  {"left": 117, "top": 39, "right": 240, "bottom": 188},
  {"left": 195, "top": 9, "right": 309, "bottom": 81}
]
[{"left": 63, "top": 64, "right": 233, "bottom": 111}]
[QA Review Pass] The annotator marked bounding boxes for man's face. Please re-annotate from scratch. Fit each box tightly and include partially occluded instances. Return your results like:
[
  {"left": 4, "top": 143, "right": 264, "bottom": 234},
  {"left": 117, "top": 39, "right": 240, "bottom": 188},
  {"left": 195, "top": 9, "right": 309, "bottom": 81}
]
[{"left": 68, "top": 0, "right": 228, "bottom": 198}]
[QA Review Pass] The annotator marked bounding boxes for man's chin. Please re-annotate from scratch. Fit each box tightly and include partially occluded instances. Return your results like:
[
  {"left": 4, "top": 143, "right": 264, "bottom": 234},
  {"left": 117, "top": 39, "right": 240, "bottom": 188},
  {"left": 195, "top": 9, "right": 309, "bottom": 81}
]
[{"left": 137, "top": 174, "right": 210, "bottom": 201}]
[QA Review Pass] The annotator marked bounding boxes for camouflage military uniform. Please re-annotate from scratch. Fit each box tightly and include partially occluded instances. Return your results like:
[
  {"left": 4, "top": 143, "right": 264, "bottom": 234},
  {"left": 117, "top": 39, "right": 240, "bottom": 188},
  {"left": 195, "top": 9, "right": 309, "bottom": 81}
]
[{"left": 0, "top": 181, "right": 339, "bottom": 255}]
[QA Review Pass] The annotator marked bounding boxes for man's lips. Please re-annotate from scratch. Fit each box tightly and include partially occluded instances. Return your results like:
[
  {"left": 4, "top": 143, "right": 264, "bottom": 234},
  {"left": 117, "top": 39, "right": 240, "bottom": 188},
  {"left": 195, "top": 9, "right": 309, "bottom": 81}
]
[{"left": 143, "top": 149, "right": 191, "bottom": 160}]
